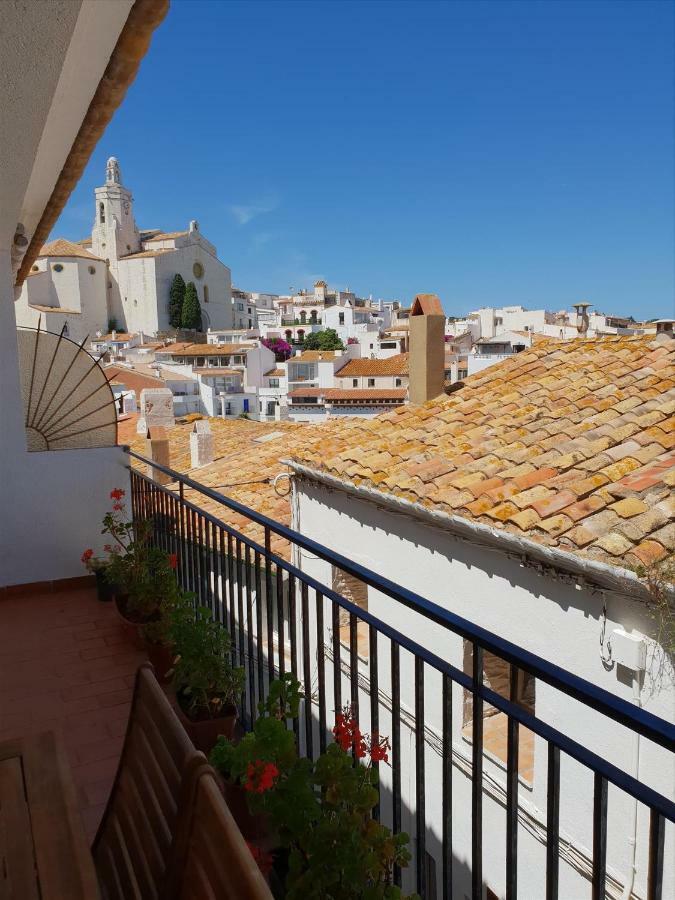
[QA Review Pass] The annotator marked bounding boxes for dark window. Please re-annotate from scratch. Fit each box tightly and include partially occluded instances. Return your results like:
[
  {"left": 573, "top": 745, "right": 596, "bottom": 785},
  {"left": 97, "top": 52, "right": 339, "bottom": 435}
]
[
  {"left": 352, "top": 379, "right": 358, "bottom": 387},
  {"left": 368, "top": 378, "right": 375, "bottom": 387},
  {"left": 99, "top": 202, "right": 105, "bottom": 223}
]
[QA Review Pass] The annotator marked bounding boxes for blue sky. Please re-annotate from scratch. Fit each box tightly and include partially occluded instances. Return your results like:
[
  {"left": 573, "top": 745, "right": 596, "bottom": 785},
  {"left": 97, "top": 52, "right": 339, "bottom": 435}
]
[{"left": 54, "top": 0, "right": 674, "bottom": 318}]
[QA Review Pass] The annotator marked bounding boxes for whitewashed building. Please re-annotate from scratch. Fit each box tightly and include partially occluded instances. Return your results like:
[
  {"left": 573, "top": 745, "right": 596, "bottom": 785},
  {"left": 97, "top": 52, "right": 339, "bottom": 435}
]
[{"left": 16, "top": 157, "right": 234, "bottom": 340}]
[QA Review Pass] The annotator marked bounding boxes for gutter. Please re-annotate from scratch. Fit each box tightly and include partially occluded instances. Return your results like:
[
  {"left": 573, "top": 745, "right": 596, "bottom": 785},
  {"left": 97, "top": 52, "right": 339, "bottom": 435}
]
[{"left": 285, "top": 460, "right": 668, "bottom": 604}]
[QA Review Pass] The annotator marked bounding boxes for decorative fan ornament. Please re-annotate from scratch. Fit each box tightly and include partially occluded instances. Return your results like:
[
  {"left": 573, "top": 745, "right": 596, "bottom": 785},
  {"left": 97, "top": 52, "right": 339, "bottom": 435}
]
[{"left": 17, "top": 321, "right": 118, "bottom": 451}]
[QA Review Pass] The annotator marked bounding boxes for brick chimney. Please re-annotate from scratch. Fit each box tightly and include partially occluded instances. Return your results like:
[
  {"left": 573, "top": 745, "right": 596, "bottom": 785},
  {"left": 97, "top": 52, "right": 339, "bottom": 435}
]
[
  {"left": 145, "top": 426, "right": 171, "bottom": 485},
  {"left": 408, "top": 293, "right": 446, "bottom": 405}
]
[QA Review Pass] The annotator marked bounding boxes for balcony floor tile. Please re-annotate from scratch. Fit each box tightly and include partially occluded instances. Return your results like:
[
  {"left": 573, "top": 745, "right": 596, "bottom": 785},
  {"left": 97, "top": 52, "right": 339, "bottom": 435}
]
[{"left": 0, "top": 586, "right": 146, "bottom": 842}]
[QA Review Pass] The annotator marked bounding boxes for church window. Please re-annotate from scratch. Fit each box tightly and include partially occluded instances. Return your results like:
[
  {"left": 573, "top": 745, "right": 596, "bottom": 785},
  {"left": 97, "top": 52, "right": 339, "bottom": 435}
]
[
  {"left": 193, "top": 262, "right": 204, "bottom": 279},
  {"left": 99, "top": 202, "right": 105, "bottom": 223},
  {"left": 203, "top": 285, "right": 209, "bottom": 303},
  {"left": 53, "top": 263, "right": 64, "bottom": 272},
  {"left": 88, "top": 266, "right": 96, "bottom": 275},
  {"left": 63, "top": 323, "right": 69, "bottom": 337}
]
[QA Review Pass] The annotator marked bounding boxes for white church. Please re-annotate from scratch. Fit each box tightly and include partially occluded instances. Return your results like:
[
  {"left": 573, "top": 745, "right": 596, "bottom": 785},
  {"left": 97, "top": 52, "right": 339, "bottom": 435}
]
[{"left": 15, "top": 157, "right": 233, "bottom": 342}]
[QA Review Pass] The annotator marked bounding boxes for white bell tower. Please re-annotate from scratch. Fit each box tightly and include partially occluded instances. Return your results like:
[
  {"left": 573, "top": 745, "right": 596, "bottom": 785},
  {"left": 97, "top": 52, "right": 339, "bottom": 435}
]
[{"left": 91, "top": 157, "right": 141, "bottom": 260}]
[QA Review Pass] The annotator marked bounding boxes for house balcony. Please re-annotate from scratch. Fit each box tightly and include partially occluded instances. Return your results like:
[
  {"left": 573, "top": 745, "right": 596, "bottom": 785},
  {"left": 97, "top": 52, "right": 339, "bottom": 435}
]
[{"left": 1, "top": 451, "right": 672, "bottom": 898}]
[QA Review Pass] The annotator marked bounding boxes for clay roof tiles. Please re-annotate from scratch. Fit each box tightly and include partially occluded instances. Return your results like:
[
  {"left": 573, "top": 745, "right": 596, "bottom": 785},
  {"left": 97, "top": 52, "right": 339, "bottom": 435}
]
[
  {"left": 38, "top": 238, "right": 103, "bottom": 261},
  {"left": 290, "top": 334, "right": 675, "bottom": 570},
  {"left": 337, "top": 353, "right": 409, "bottom": 377}
]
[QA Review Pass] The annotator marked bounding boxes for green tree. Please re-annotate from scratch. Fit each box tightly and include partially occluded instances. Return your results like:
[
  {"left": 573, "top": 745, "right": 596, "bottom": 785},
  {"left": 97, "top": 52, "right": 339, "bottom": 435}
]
[
  {"left": 301, "top": 328, "right": 344, "bottom": 351},
  {"left": 168, "top": 273, "right": 186, "bottom": 329},
  {"left": 181, "top": 281, "right": 203, "bottom": 331}
]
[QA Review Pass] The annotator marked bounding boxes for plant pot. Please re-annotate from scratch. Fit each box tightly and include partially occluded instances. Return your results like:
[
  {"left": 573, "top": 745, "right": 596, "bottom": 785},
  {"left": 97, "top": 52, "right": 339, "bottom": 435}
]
[
  {"left": 174, "top": 695, "right": 238, "bottom": 754},
  {"left": 147, "top": 641, "right": 174, "bottom": 683},
  {"left": 114, "top": 594, "right": 153, "bottom": 650},
  {"left": 222, "top": 780, "right": 271, "bottom": 841},
  {"left": 94, "top": 569, "right": 115, "bottom": 602}
]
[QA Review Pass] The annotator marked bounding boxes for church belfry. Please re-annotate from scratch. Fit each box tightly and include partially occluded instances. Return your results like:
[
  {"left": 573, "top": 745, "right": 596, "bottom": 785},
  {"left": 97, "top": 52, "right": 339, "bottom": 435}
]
[{"left": 91, "top": 156, "right": 140, "bottom": 260}]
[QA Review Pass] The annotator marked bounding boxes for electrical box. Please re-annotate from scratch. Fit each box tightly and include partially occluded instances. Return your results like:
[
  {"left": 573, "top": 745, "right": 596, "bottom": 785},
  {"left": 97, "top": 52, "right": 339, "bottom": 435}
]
[{"left": 611, "top": 629, "right": 647, "bottom": 672}]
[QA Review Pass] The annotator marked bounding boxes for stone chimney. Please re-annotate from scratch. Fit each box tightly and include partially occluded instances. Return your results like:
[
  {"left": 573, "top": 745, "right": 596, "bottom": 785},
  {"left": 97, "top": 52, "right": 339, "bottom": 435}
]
[
  {"left": 408, "top": 293, "right": 446, "bottom": 405},
  {"left": 145, "top": 426, "right": 171, "bottom": 485},
  {"left": 190, "top": 420, "right": 214, "bottom": 468},
  {"left": 655, "top": 319, "right": 674, "bottom": 341},
  {"left": 572, "top": 302, "right": 592, "bottom": 336}
]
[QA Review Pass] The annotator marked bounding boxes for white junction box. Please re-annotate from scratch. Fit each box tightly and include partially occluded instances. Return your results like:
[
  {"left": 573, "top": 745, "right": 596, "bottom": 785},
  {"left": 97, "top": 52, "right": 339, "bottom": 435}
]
[{"left": 611, "top": 629, "right": 647, "bottom": 672}]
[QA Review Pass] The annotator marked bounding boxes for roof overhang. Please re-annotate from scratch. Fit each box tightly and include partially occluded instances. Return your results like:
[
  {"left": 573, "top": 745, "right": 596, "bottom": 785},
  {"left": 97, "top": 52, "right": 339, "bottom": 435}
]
[
  {"left": 10, "top": 0, "right": 168, "bottom": 287},
  {"left": 286, "top": 461, "right": 668, "bottom": 604}
]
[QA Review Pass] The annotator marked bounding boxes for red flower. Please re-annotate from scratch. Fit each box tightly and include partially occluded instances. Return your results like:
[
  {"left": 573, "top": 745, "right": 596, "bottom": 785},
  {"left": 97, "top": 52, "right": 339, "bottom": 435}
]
[
  {"left": 244, "top": 760, "right": 279, "bottom": 794},
  {"left": 168, "top": 553, "right": 178, "bottom": 569},
  {"left": 81, "top": 549, "right": 93, "bottom": 564},
  {"left": 110, "top": 488, "right": 125, "bottom": 501},
  {"left": 370, "top": 732, "right": 391, "bottom": 765},
  {"left": 112, "top": 503, "right": 123, "bottom": 511},
  {"left": 333, "top": 706, "right": 367, "bottom": 758}
]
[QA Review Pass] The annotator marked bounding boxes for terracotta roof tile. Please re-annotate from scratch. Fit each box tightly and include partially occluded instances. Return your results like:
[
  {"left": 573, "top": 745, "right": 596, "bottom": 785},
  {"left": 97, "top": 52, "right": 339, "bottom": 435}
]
[
  {"left": 290, "top": 334, "right": 675, "bottom": 569},
  {"left": 38, "top": 238, "right": 103, "bottom": 261},
  {"left": 336, "top": 354, "right": 409, "bottom": 377}
]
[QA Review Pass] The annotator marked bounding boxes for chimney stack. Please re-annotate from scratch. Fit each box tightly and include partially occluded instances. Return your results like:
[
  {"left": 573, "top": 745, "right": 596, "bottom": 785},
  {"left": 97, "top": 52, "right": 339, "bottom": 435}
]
[
  {"left": 145, "top": 426, "right": 171, "bottom": 485},
  {"left": 408, "top": 293, "right": 446, "bottom": 405},
  {"left": 572, "top": 302, "right": 592, "bottom": 336},
  {"left": 190, "top": 420, "right": 214, "bottom": 468},
  {"left": 655, "top": 319, "right": 674, "bottom": 342}
]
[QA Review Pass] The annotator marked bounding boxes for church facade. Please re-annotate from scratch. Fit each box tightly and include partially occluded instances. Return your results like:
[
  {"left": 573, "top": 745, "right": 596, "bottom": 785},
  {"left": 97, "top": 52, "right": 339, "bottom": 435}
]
[{"left": 15, "top": 157, "right": 233, "bottom": 342}]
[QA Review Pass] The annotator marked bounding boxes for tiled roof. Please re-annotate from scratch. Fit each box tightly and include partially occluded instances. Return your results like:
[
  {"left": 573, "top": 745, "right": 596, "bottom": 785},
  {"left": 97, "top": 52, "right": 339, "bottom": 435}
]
[
  {"left": 193, "top": 368, "right": 243, "bottom": 376},
  {"left": 100, "top": 332, "right": 134, "bottom": 341},
  {"left": 163, "top": 343, "right": 254, "bottom": 357},
  {"left": 129, "top": 418, "right": 321, "bottom": 560},
  {"left": 291, "top": 335, "right": 675, "bottom": 570},
  {"left": 288, "top": 388, "right": 407, "bottom": 402},
  {"left": 104, "top": 365, "right": 164, "bottom": 397},
  {"left": 265, "top": 368, "right": 286, "bottom": 377},
  {"left": 122, "top": 249, "right": 176, "bottom": 259},
  {"left": 336, "top": 353, "right": 409, "bottom": 377},
  {"left": 289, "top": 351, "right": 339, "bottom": 362},
  {"left": 143, "top": 230, "right": 188, "bottom": 242},
  {"left": 38, "top": 239, "right": 103, "bottom": 261}
]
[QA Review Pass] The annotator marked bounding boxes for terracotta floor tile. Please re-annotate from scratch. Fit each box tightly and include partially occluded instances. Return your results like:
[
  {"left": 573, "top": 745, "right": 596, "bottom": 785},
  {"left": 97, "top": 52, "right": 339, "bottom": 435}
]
[{"left": 0, "top": 586, "right": 145, "bottom": 831}]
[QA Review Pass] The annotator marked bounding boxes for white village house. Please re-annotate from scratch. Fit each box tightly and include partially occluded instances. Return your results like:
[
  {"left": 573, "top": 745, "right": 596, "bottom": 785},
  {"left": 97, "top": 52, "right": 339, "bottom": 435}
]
[{"left": 286, "top": 305, "right": 675, "bottom": 899}]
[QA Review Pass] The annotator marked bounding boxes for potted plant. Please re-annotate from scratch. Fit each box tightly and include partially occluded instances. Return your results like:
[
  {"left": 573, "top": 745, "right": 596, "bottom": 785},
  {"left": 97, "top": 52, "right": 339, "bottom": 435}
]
[
  {"left": 81, "top": 548, "right": 114, "bottom": 602},
  {"left": 168, "top": 597, "right": 245, "bottom": 753},
  {"left": 101, "top": 489, "right": 178, "bottom": 641},
  {"left": 210, "top": 674, "right": 303, "bottom": 840},
  {"left": 210, "top": 683, "right": 417, "bottom": 898},
  {"left": 139, "top": 577, "right": 184, "bottom": 682}
]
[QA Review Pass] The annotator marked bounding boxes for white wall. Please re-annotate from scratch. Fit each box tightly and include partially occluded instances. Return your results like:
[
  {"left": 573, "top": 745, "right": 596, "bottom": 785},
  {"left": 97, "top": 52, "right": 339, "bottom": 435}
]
[{"left": 292, "top": 478, "right": 674, "bottom": 900}]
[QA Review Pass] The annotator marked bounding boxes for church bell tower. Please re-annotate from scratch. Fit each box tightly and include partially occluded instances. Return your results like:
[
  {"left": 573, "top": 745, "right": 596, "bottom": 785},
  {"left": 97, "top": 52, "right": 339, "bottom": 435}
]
[{"left": 91, "top": 157, "right": 141, "bottom": 260}]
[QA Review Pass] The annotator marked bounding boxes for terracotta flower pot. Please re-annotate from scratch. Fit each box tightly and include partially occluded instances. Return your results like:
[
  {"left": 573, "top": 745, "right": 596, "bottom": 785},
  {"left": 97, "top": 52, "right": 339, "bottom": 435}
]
[
  {"left": 222, "top": 780, "right": 271, "bottom": 841},
  {"left": 114, "top": 595, "right": 155, "bottom": 650},
  {"left": 174, "top": 695, "right": 238, "bottom": 755},
  {"left": 147, "top": 641, "right": 174, "bottom": 683}
]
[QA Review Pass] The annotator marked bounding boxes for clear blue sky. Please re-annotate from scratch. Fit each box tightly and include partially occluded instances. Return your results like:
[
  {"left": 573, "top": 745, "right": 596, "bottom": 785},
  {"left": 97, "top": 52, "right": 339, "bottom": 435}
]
[{"left": 54, "top": 0, "right": 674, "bottom": 318}]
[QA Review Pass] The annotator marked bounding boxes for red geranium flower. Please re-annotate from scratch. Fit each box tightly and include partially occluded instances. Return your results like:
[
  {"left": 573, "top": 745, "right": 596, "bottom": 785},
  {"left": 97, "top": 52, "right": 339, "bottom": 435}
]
[
  {"left": 81, "top": 549, "right": 93, "bottom": 564},
  {"left": 110, "top": 488, "right": 125, "bottom": 501},
  {"left": 168, "top": 553, "right": 178, "bottom": 569},
  {"left": 244, "top": 760, "right": 279, "bottom": 794}
]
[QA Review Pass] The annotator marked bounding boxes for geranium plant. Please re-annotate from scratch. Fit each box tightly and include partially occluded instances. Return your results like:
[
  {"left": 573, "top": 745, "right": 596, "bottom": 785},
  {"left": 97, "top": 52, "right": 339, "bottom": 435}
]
[
  {"left": 101, "top": 488, "right": 179, "bottom": 622},
  {"left": 210, "top": 680, "right": 416, "bottom": 898}
]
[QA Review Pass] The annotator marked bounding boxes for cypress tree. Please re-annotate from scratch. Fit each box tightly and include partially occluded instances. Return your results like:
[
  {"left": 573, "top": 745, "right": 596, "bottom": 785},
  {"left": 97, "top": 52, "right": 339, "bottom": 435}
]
[
  {"left": 168, "top": 273, "right": 186, "bottom": 328},
  {"left": 181, "top": 281, "right": 203, "bottom": 331}
]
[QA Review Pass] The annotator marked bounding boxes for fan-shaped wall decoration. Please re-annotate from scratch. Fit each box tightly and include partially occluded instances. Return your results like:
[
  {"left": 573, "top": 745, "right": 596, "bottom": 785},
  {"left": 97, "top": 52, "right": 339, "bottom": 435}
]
[{"left": 17, "top": 321, "right": 118, "bottom": 451}]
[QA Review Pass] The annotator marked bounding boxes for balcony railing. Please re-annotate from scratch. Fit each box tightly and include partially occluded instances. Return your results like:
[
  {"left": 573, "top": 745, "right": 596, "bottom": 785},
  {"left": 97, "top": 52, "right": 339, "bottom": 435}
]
[{"left": 127, "top": 450, "right": 674, "bottom": 900}]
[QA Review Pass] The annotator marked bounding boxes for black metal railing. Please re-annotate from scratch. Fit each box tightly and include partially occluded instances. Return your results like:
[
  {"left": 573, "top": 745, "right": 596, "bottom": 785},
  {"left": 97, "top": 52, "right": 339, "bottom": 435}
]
[{"left": 127, "top": 450, "right": 674, "bottom": 900}]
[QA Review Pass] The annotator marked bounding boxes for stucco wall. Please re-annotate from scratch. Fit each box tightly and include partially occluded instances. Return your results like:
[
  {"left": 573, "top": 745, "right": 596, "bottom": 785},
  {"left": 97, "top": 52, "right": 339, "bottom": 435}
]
[{"left": 293, "top": 477, "right": 674, "bottom": 900}]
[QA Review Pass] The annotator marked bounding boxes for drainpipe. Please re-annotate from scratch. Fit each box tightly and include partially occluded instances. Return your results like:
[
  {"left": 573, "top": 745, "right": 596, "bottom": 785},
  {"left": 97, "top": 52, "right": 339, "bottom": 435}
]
[
  {"left": 609, "top": 628, "right": 646, "bottom": 900},
  {"left": 621, "top": 670, "right": 641, "bottom": 900}
]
